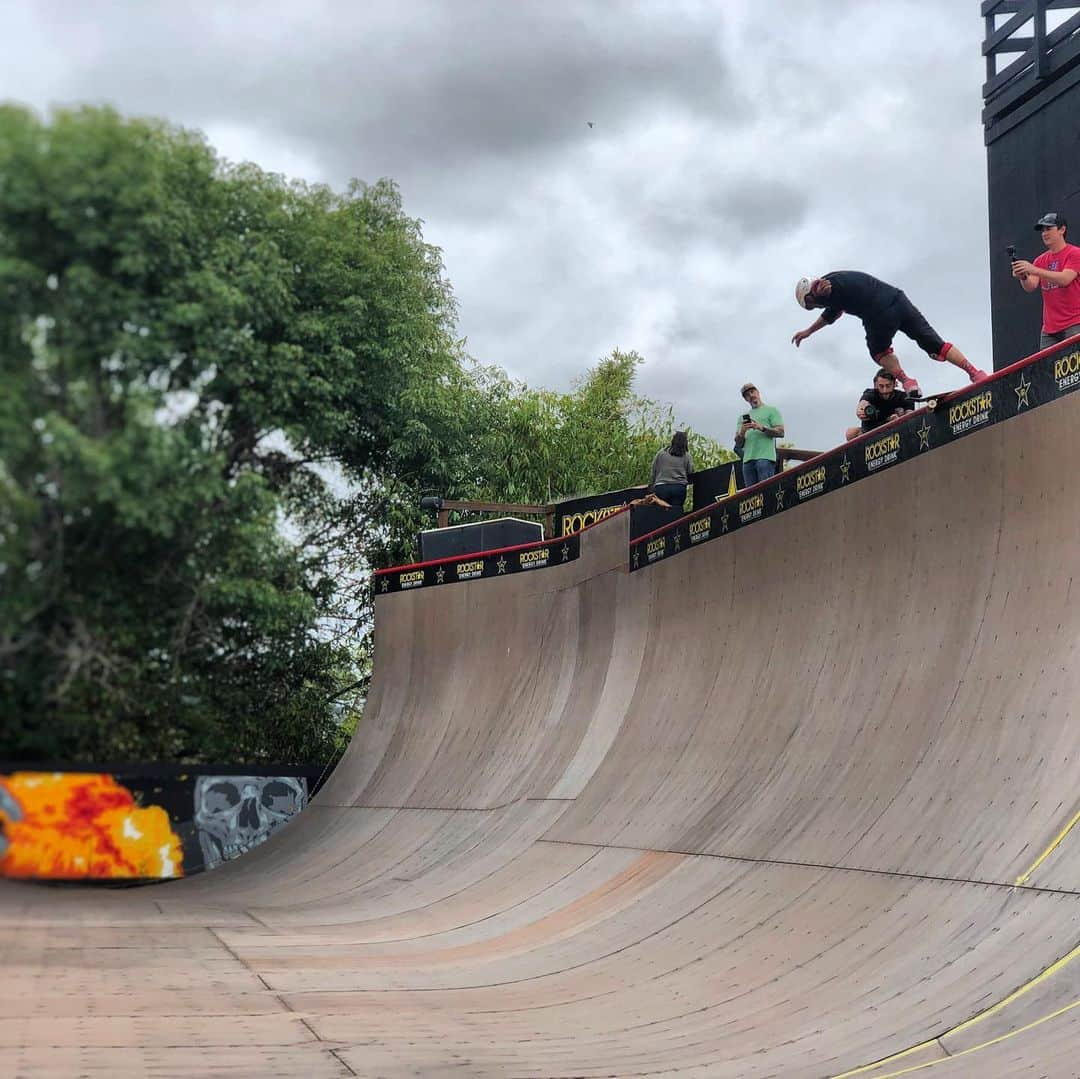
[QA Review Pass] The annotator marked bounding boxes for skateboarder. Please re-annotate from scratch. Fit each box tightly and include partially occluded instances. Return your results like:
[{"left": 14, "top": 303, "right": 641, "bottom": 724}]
[
  {"left": 845, "top": 369, "right": 915, "bottom": 441},
  {"left": 792, "top": 271, "right": 987, "bottom": 396}
]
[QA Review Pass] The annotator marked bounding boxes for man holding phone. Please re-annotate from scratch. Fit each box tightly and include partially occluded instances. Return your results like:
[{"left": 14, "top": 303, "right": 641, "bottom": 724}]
[
  {"left": 735, "top": 383, "right": 784, "bottom": 487},
  {"left": 1011, "top": 212, "right": 1080, "bottom": 350}
]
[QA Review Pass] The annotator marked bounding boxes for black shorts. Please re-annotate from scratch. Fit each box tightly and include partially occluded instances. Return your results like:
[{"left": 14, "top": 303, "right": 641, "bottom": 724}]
[{"left": 863, "top": 293, "right": 945, "bottom": 360}]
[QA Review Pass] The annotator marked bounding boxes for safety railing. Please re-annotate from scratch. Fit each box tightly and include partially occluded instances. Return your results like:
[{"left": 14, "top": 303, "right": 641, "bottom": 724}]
[{"left": 982, "top": 1, "right": 1080, "bottom": 124}]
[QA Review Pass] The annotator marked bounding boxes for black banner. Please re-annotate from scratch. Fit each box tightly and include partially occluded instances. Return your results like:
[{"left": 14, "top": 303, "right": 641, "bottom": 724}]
[
  {"left": 555, "top": 486, "right": 646, "bottom": 536},
  {"left": 376, "top": 533, "right": 582, "bottom": 595},
  {"left": 630, "top": 340, "right": 1078, "bottom": 572},
  {"left": 689, "top": 461, "right": 741, "bottom": 508}
]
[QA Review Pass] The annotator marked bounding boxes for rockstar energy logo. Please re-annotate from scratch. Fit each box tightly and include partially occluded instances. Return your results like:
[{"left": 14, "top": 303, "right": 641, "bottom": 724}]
[
  {"left": 561, "top": 504, "right": 623, "bottom": 535},
  {"left": 399, "top": 569, "right": 425, "bottom": 589},
  {"left": 739, "top": 492, "right": 764, "bottom": 523},
  {"left": 646, "top": 536, "right": 666, "bottom": 562},
  {"left": 1054, "top": 350, "right": 1080, "bottom": 393},
  {"left": 519, "top": 548, "right": 550, "bottom": 569},
  {"left": 455, "top": 560, "right": 485, "bottom": 580},
  {"left": 865, "top": 431, "right": 901, "bottom": 472},
  {"left": 689, "top": 517, "right": 710, "bottom": 543},
  {"left": 796, "top": 465, "right": 827, "bottom": 501},
  {"left": 947, "top": 389, "right": 993, "bottom": 434}
]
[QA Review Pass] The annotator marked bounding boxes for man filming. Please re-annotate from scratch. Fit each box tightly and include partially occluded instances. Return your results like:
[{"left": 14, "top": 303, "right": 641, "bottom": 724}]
[
  {"left": 1011, "top": 212, "right": 1080, "bottom": 350},
  {"left": 845, "top": 369, "right": 915, "bottom": 442}
]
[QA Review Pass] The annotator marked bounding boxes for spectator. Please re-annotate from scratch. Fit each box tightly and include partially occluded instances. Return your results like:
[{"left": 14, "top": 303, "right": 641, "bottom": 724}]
[
  {"left": 1011, "top": 212, "right": 1080, "bottom": 350},
  {"left": 649, "top": 431, "right": 694, "bottom": 512},
  {"left": 845, "top": 368, "right": 915, "bottom": 441},
  {"left": 792, "top": 271, "right": 987, "bottom": 395},
  {"left": 735, "top": 383, "right": 784, "bottom": 487}
]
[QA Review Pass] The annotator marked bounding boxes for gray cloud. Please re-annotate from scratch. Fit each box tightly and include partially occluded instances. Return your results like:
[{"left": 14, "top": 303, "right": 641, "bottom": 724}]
[{"left": 0, "top": 1, "right": 996, "bottom": 456}]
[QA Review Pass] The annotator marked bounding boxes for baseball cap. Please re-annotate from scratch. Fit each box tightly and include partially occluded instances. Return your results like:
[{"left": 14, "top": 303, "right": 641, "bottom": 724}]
[
  {"left": 740, "top": 382, "right": 757, "bottom": 397},
  {"left": 1034, "top": 212, "right": 1068, "bottom": 230}
]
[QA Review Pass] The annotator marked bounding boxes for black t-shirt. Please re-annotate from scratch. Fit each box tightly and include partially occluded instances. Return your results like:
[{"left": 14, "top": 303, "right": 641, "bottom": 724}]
[
  {"left": 820, "top": 271, "right": 903, "bottom": 324},
  {"left": 860, "top": 386, "right": 915, "bottom": 430}
]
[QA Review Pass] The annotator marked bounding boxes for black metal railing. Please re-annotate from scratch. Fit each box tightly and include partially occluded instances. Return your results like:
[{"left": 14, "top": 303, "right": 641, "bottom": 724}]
[{"left": 982, "top": 0, "right": 1080, "bottom": 123}]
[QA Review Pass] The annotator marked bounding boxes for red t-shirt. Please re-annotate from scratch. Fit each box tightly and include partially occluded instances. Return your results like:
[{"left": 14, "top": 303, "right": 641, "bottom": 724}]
[{"left": 1034, "top": 243, "right": 1080, "bottom": 333}]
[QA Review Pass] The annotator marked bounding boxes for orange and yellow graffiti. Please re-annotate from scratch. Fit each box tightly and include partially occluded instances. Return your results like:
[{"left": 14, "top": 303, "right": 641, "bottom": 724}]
[{"left": 0, "top": 773, "right": 184, "bottom": 879}]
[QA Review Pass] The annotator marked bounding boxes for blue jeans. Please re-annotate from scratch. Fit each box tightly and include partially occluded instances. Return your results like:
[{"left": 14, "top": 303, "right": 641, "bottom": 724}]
[
  {"left": 653, "top": 482, "right": 686, "bottom": 511},
  {"left": 1041, "top": 323, "right": 1080, "bottom": 351},
  {"left": 742, "top": 458, "right": 776, "bottom": 487}
]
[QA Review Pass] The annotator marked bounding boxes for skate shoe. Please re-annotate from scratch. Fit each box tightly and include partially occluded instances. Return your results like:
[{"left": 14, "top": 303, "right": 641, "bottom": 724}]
[
  {"left": 968, "top": 368, "right": 989, "bottom": 383},
  {"left": 900, "top": 376, "right": 920, "bottom": 396}
]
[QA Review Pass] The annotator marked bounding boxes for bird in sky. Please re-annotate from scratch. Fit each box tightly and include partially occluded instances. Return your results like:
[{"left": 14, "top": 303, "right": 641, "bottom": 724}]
[{"left": 586, "top": 121, "right": 594, "bottom": 128}]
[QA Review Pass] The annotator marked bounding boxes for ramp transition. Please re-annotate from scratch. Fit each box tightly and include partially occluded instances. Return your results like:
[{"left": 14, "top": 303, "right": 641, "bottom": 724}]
[{"left": 4, "top": 340, "right": 1080, "bottom": 1076}]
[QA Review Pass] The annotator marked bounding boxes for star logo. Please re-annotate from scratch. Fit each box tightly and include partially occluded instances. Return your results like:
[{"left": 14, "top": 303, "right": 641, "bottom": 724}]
[
  {"left": 774, "top": 488, "right": 785, "bottom": 511},
  {"left": 720, "top": 511, "right": 730, "bottom": 533},
  {"left": 840, "top": 456, "right": 852, "bottom": 484},
  {"left": 673, "top": 532, "right": 681, "bottom": 552},
  {"left": 436, "top": 566, "right": 446, "bottom": 584},
  {"left": 916, "top": 418, "right": 932, "bottom": 450},
  {"left": 632, "top": 547, "right": 640, "bottom": 569},
  {"left": 561, "top": 543, "right": 570, "bottom": 562},
  {"left": 496, "top": 556, "right": 507, "bottom": 574},
  {"left": 1014, "top": 372, "right": 1032, "bottom": 410},
  {"left": 380, "top": 577, "right": 389, "bottom": 593}
]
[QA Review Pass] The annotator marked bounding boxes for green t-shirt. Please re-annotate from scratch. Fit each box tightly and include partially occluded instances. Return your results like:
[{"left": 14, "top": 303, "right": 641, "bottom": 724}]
[{"left": 737, "top": 404, "right": 783, "bottom": 462}]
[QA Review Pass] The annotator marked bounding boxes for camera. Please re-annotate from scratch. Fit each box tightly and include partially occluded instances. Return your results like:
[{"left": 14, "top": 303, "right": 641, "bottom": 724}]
[
  {"left": 1006, "top": 244, "right": 1017, "bottom": 261},
  {"left": 863, "top": 403, "right": 878, "bottom": 422},
  {"left": 741, "top": 413, "right": 752, "bottom": 425}
]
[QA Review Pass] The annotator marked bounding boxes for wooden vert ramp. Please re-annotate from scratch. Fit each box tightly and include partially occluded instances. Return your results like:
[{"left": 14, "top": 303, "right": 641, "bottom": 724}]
[{"left": 6, "top": 390, "right": 1080, "bottom": 1077}]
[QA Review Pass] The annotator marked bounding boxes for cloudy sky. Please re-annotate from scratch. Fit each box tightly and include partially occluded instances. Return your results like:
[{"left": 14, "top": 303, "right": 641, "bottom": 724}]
[{"left": 0, "top": 1, "right": 1005, "bottom": 452}]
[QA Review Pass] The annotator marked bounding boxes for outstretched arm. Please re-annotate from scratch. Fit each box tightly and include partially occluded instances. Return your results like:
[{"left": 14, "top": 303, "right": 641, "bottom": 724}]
[{"left": 792, "top": 316, "right": 830, "bottom": 347}]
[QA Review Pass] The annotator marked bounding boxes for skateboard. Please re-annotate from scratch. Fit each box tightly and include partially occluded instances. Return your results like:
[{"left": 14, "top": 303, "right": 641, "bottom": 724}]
[{"left": 908, "top": 388, "right": 963, "bottom": 411}]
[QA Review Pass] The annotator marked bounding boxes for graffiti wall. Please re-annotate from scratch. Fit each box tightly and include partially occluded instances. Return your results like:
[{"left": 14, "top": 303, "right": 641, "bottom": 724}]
[{"left": 0, "top": 763, "right": 325, "bottom": 881}]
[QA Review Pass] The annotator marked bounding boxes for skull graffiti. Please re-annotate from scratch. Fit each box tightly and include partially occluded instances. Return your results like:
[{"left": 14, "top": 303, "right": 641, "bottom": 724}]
[{"left": 193, "top": 775, "right": 307, "bottom": 870}]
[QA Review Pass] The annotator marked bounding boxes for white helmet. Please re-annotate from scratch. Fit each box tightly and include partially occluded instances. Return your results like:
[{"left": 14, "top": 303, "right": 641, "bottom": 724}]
[{"left": 795, "top": 277, "right": 814, "bottom": 310}]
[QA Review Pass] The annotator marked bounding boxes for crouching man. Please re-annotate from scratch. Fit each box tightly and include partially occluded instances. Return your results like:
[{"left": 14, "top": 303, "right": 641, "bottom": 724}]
[{"left": 845, "top": 368, "right": 915, "bottom": 441}]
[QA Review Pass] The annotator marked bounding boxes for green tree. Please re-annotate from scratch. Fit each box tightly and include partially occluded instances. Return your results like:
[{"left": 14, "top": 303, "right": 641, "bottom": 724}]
[
  {"left": 339, "top": 348, "right": 733, "bottom": 573},
  {"left": 0, "top": 104, "right": 732, "bottom": 767},
  {"left": 441, "top": 348, "right": 732, "bottom": 507},
  {"left": 0, "top": 105, "right": 460, "bottom": 762}
]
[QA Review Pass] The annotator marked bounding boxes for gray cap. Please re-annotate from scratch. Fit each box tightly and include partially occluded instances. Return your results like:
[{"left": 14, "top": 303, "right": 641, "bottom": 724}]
[{"left": 1035, "top": 212, "right": 1067, "bottom": 230}]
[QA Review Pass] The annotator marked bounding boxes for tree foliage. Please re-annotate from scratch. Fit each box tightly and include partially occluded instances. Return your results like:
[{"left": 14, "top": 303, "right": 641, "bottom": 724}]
[
  {"left": 456, "top": 349, "right": 731, "bottom": 504},
  {"left": 0, "top": 105, "right": 730, "bottom": 766},
  {"left": 0, "top": 105, "right": 459, "bottom": 762}
]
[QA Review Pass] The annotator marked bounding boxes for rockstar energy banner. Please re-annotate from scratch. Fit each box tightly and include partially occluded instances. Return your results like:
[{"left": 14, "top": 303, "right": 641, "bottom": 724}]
[
  {"left": 689, "top": 461, "right": 740, "bottom": 505},
  {"left": 556, "top": 487, "right": 647, "bottom": 536},
  {"left": 376, "top": 533, "right": 582, "bottom": 594},
  {"left": 629, "top": 339, "right": 1077, "bottom": 572}
]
